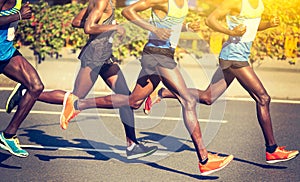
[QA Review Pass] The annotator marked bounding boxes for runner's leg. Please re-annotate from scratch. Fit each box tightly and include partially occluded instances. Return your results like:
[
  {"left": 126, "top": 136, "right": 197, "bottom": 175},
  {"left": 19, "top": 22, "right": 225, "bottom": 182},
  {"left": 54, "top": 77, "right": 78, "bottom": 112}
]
[
  {"left": 3, "top": 55, "right": 44, "bottom": 134},
  {"left": 229, "top": 66, "right": 276, "bottom": 146},
  {"left": 36, "top": 66, "right": 98, "bottom": 104},
  {"left": 78, "top": 69, "right": 161, "bottom": 110},
  {"left": 99, "top": 63, "right": 138, "bottom": 145},
  {"left": 157, "top": 65, "right": 208, "bottom": 161},
  {"left": 156, "top": 66, "right": 236, "bottom": 105}
]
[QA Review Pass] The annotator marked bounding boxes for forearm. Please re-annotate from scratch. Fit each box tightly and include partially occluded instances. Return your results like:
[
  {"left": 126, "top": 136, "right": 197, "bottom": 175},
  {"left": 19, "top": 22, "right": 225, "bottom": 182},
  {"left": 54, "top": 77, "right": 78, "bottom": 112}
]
[
  {"left": 84, "top": 23, "right": 117, "bottom": 34},
  {"left": 0, "top": 13, "right": 20, "bottom": 26},
  {"left": 258, "top": 21, "right": 271, "bottom": 31},
  {"left": 122, "top": 8, "right": 156, "bottom": 33},
  {"left": 72, "top": 7, "right": 87, "bottom": 28},
  {"left": 206, "top": 16, "right": 232, "bottom": 36}
]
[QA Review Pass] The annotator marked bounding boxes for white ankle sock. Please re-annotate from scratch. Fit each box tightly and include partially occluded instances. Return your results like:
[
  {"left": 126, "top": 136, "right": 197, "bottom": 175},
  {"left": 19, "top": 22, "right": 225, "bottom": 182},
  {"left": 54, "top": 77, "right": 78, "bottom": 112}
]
[
  {"left": 21, "top": 89, "right": 26, "bottom": 96},
  {"left": 127, "top": 143, "right": 136, "bottom": 151}
]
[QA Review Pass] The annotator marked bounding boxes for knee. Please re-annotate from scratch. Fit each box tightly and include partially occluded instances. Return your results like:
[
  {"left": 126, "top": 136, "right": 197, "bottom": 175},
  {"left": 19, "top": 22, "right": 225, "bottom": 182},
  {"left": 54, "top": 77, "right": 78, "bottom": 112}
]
[
  {"left": 181, "top": 96, "right": 197, "bottom": 110},
  {"left": 129, "top": 101, "right": 143, "bottom": 109},
  {"left": 258, "top": 93, "right": 271, "bottom": 106},
  {"left": 27, "top": 81, "right": 44, "bottom": 97},
  {"left": 201, "top": 95, "right": 214, "bottom": 105},
  {"left": 129, "top": 99, "right": 143, "bottom": 110},
  {"left": 199, "top": 92, "right": 214, "bottom": 105}
]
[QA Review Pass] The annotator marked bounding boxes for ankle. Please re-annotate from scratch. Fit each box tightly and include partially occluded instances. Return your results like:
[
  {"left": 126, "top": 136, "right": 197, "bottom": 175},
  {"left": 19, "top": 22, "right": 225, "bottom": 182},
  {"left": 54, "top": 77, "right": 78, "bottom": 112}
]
[
  {"left": 127, "top": 143, "right": 137, "bottom": 151},
  {"left": 266, "top": 144, "right": 278, "bottom": 153},
  {"left": 199, "top": 157, "right": 208, "bottom": 165},
  {"left": 158, "top": 88, "right": 164, "bottom": 98},
  {"left": 74, "top": 100, "right": 80, "bottom": 111},
  {"left": 3, "top": 132, "right": 15, "bottom": 139}
]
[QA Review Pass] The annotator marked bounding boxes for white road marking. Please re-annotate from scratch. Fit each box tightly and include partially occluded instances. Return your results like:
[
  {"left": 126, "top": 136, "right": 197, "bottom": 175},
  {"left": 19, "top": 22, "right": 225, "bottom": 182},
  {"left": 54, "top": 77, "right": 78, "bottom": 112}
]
[
  {"left": 21, "top": 144, "right": 168, "bottom": 156},
  {"left": 0, "top": 109, "right": 227, "bottom": 123},
  {"left": 1, "top": 87, "right": 299, "bottom": 104},
  {"left": 224, "top": 97, "right": 300, "bottom": 104}
]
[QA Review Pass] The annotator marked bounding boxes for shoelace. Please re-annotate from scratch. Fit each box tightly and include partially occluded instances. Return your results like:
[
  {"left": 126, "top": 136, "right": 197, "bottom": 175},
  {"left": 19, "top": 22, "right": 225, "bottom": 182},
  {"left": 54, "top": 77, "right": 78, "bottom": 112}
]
[
  {"left": 12, "top": 136, "right": 21, "bottom": 147},
  {"left": 208, "top": 153, "right": 220, "bottom": 159},
  {"left": 278, "top": 146, "right": 287, "bottom": 152}
]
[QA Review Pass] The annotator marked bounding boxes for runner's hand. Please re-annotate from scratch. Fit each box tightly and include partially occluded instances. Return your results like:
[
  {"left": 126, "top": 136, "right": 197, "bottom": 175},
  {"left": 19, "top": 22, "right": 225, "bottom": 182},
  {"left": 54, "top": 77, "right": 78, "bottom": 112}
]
[
  {"left": 187, "top": 21, "right": 201, "bottom": 32},
  {"left": 20, "top": 2, "right": 32, "bottom": 20},
  {"left": 153, "top": 27, "right": 172, "bottom": 41},
  {"left": 230, "top": 24, "right": 246, "bottom": 36},
  {"left": 269, "top": 16, "right": 280, "bottom": 27},
  {"left": 116, "top": 25, "right": 126, "bottom": 41}
]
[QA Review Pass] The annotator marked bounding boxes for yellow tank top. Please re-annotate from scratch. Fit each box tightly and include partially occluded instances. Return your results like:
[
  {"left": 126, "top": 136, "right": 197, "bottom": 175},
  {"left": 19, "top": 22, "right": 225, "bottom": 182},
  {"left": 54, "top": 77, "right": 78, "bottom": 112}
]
[{"left": 0, "top": 0, "right": 22, "bottom": 16}]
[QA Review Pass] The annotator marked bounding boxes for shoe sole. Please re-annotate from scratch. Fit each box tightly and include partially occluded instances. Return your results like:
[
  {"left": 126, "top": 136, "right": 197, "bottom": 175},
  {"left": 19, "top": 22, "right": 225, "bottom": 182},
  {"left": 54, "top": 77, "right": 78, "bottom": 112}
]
[
  {"left": 200, "top": 155, "right": 234, "bottom": 176},
  {"left": 127, "top": 148, "right": 158, "bottom": 160},
  {"left": 266, "top": 154, "right": 299, "bottom": 164},
  {"left": 143, "top": 109, "right": 150, "bottom": 115},
  {"left": 0, "top": 143, "right": 8, "bottom": 151},
  {"left": 143, "top": 97, "right": 161, "bottom": 115},
  {"left": 5, "top": 83, "right": 21, "bottom": 113},
  {"left": 60, "top": 92, "right": 71, "bottom": 130}
]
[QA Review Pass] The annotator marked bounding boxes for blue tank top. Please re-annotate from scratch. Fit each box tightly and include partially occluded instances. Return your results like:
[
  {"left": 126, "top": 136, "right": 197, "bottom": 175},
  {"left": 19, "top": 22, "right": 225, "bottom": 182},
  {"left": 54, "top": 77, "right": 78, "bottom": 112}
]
[
  {"left": 146, "top": 0, "right": 188, "bottom": 49},
  {"left": 0, "top": 0, "right": 22, "bottom": 61},
  {"left": 219, "top": 0, "right": 264, "bottom": 61}
]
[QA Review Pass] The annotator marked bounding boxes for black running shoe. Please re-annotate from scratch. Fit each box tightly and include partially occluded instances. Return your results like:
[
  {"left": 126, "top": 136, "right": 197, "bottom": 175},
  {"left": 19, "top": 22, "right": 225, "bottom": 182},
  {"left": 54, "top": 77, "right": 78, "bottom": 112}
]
[
  {"left": 6, "top": 83, "right": 25, "bottom": 113},
  {"left": 126, "top": 143, "right": 158, "bottom": 159}
]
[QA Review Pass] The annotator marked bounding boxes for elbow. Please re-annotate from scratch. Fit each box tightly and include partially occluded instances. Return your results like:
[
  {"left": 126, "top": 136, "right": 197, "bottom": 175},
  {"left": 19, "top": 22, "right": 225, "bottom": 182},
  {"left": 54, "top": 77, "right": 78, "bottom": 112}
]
[
  {"left": 72, "top": 19, "right": 80, "bottom": 28},
  {"left": 71, "top": 21, "right": 78, "bottom": 28},
  {"left": 121, "top": 8, "right": 131, "bottom": 20},
  {"left": 205, "top": 18, "right": 210, "bottom": 27},
  {"left": 84, "top": 25, "right": 92, "bottom": 34},
  {"left": 84, "top": 28, "right": 90, "bottom": 34}
]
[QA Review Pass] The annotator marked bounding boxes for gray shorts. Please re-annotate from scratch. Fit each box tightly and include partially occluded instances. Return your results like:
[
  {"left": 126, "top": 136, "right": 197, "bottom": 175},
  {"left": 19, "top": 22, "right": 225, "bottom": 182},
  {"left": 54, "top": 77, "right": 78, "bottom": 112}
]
[
  {"left": 219, "top": 59, "right": 249, "bottom": 70},
  {"left": 78, "top": 36, "right": 113, "bottom": 72},
  {"left": 140, "top": 46, "right": 177, "bottom": 75}
]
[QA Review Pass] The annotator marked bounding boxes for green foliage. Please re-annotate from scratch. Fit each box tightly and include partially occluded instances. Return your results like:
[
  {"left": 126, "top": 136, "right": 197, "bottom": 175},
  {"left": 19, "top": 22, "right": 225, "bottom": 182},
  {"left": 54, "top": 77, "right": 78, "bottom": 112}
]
[
  {"left": 16, "top": 1, "right": 87, "bottom": 62},
  {"left": 112, "top": 8, "right": 150, "bottom": 60},
  {"left": 15, "top": 0, "right": 299, "bottom": 64}
]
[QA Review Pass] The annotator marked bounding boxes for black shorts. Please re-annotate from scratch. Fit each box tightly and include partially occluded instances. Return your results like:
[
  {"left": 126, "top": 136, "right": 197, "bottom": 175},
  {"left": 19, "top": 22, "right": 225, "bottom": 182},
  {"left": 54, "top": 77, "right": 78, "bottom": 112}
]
[
  {"left": 140, "top": 46, "right": 177, "bottom": 75},
  {"left": 0, "top": 49, "right": 22, "bottom": 74},
  {"left": 218, "top": 59, "right": 249, "bottom": 70},
  {"left": 78, "top": 36, "right": 113, "bottom": 73}
]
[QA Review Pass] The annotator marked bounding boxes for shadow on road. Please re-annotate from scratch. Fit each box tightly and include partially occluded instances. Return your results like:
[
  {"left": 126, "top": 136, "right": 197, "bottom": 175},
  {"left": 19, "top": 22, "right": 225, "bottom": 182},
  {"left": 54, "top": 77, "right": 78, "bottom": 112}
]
[
  {"left": 146, "top": 162, "right": 219, "bottom": 180},
  {"left": 18, "top": 129, "right": 221, "bottom": 180},
  {"left": 0, "top": 152, "right": 22, "bottom": 169},
  {"left": 233, "top": 157, "right": 287, "bottom": 169}
]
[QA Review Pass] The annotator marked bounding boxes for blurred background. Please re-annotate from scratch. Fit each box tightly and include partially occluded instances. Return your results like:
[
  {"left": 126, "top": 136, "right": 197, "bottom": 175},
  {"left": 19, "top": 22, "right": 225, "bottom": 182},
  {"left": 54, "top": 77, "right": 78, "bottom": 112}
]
[{"left": 16, "top": 0, "right": 298, "bottom": 66}]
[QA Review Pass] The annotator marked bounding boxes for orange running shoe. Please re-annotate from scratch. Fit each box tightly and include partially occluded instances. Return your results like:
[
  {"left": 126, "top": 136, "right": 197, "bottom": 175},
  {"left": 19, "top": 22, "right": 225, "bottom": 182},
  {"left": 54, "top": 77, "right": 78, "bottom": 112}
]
[
  {"left": 266, "top": 146, "right": 299, "bottom": 164},
  {"left": 143, "top": 90, "right": 161, "bottom": 115},
  {"left": 199, "top": 153, "right": 234, "bottom": 176},
  {"left": 60, "top": 92, "right": 80, "bottom": 130}
]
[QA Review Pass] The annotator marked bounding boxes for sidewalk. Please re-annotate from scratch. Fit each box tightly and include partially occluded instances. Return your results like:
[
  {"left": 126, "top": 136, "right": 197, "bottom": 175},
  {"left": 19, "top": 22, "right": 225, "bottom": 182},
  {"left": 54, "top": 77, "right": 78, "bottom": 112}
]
[{"left": 1, "top": 47, "right": 300, "bottom": 100}]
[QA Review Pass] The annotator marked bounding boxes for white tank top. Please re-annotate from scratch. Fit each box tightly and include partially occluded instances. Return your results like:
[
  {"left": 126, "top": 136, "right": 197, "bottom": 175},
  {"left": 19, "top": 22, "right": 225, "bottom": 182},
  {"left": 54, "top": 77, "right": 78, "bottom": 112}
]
[
  {"left": 226, "top": 0, "right": 264, "bottom": 42},
  {"left": 147, "top": 0, "right": 188, "bottom": 48}
]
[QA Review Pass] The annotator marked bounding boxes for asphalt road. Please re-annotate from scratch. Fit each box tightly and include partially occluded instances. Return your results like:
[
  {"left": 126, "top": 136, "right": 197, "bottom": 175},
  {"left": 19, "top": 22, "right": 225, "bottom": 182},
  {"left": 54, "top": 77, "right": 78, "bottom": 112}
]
[{"left": 0, "top": 90, "right": 299, "bottom": 181}]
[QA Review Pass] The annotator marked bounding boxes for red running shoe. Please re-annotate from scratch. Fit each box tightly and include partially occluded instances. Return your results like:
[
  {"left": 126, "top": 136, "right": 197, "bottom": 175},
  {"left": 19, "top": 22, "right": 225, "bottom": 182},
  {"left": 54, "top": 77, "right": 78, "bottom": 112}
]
[
  {"left": 266, "top": 146, "right": 299, "bottom": 163},
  {"left": 199, "top": 153, "right": 234, "bottom": 176},
  {"left": 60, "top": 92, "right": 80, "bottom": 130},
  {"left": 143, "top": 95, "right": 161, "bottom": 115}
]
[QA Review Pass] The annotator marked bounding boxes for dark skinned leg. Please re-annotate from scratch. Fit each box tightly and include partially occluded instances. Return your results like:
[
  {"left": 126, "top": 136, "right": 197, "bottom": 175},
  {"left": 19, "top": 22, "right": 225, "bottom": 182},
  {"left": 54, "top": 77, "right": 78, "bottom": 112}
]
[
  {"left": 229, "top": 66, "right": 276, "bottom": 146},
  {"left": 3, "top": 55, "right": 44, "bottom": 134}
]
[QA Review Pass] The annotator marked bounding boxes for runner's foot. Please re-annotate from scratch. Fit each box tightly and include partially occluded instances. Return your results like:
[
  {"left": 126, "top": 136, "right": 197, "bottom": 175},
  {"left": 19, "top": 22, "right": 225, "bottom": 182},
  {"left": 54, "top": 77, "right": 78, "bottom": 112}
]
[
  {"left": 143, "top": 88, "right": 162, "bottom": 115},
  {"left": 266, "top": 146, "right": 299, "bottom": 163},
  {"left": 199, "top": 153, "right": 234, "bottom": 175},
  {"left": 60, "top": 92, "right": 80, "bottom": 130},
  {"left": 0, "top": 132, "right": 29, "bottom": 158},
  {"left": 126, "top": 143, "right": 158, "bottom": 159},
  {"left": 6, "top": 83, "right": 26, "bottom": 113}
]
